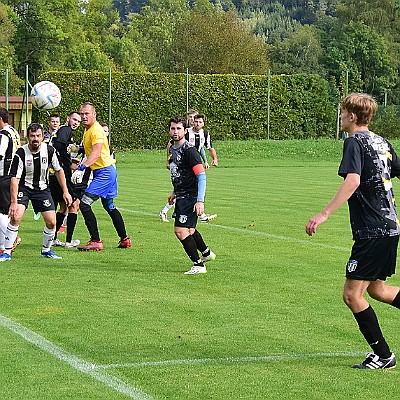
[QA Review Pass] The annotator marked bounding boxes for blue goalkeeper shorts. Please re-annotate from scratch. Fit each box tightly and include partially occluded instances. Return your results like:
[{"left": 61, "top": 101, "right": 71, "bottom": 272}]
[{"left": 86, "top": 165, "right": 118, "bottom": 199}]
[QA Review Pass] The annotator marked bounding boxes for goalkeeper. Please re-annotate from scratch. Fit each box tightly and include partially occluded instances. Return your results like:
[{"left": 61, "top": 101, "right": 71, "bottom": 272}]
[{"left": 72, "top": 102, "right": 131, "bottom": 251}]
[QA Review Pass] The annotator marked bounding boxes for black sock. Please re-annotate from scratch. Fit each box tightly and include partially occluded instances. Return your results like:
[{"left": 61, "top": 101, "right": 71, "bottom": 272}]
[
  {"left": 390, "top": 290, "right": 400, "bottom": 309},
  {"left": 66, "top": 213, "right": 77, "bottom": 243},
  {"left": 353, "top": 306, "right": 391, "bottom": 358},
  {"left": 108, "top": 209, "right": 127, "bottom": 239},
  {"left": 180, "top": 236, "right": 202, "bottom": 264},
  {"left": 80, "top": 208, "right": 100, "bottom": 241},
  {"left": 55, "top": 212, "right": 65, "bottom": 239},
  {"left": 191, "top": 230, "right": 208, "bottom": 254}
]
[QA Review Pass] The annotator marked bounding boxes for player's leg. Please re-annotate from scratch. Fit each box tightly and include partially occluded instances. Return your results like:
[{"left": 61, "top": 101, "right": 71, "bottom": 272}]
[
  {"left": 100, "top": 197, "right": 131, "bottom": 248},
  {"left": 78, "top": 192, "right": 103, "bottom": 251},
  {"left": 191, "top": 229, "right": 216, "bottom": 263},
  {"left": 345, "top": 236, "right": 397, "bottom": 369},
  {"left": 174, "top": 197, "right": 206, "bottom": 274},
  {"left": 64, "top": 199, "right": 80, "bottom": 248}
]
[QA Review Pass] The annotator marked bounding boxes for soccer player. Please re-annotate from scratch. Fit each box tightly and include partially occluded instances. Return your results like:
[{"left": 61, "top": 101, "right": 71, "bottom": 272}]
[
  {"left": 167, "top": 116, "right": 215, "bottom": 274},
  {"left": 50, "top": 112, "right": 82, "bottom": 248},
  {"left": 0, "top": 108, "right": 21, "bottom": 252},
  {"left": 306, "top": 93, "right": 400, "bottom": 369},
  {"left": 0, "top": 123, "right": 72, "bottom": 261},
  {"left": 43, "top": 113, "right": 60, "bottom": 143},
  {"left": 159, "top": 112, "right": 218, "bottom": 223},
  {"left": 72, "top": 102, "right": 131, "bottom": 251}
]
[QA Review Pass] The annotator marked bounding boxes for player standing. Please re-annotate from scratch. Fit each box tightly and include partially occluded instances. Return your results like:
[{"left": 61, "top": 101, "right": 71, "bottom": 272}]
[
  {"left": 167, "top": 116, "right": 216, "bottom": 274},
  {"left": 0, "top": 123, "right": 72, "bottom": 261},
  {"left": 72, "top": 102, "right": 131, "bottom": 251},
  {"left": 306, "top": 93, "right": 400, "bottom": 369}
]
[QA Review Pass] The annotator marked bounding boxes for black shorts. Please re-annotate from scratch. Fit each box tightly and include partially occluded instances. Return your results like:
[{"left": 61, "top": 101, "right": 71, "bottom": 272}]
[
  {"left": 18, "top": 186, "right": 55, "bottom": 213},
  {"left": 49, "top": 174, "right": 78, "bottom": 203},
  {"left": 0, "top": 176, "right": 11, "bottom": 214},
  {"left": 346, "top": 236, "right": 399, "bottom": 281},
  {"left": 174, "top": 195, "right": 198, "bottom": 228}
]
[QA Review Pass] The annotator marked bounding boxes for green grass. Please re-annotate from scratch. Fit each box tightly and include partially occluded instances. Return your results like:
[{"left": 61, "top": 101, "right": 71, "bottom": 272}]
[{"left": 1, "top": 139, "right": 400, "bottom": 399}]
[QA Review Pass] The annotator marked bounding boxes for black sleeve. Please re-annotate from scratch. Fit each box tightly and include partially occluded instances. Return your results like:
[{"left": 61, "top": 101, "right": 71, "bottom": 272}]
[
  {"left": 389, "top": 142, "right": 400, "bottom": 177},
  {"left": 186, "top": 147, "right": 203, "bottom": 168},
  {"left": 338, "top": 137, "right": 362, "bottom": 178}
]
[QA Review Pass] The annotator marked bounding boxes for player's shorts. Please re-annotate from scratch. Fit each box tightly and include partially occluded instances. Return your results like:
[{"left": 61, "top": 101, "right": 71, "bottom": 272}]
[
  {"left": 174, "top": 195, "right": 198, "bottom": 228},
  {"left": 18, "top": 186, "right": 55, "bottom": 213},
  {"left": 85, "top": 165, "right": 118, "bottom": 199},
  {"left": 49, "top": 174, "right": 78, "bottom": 203},
  {"left": 346, "top": 236, "right": 399, "bottom": 281},
  {"left": 0, "top": 176, "right": 11, "bottom": 214}
]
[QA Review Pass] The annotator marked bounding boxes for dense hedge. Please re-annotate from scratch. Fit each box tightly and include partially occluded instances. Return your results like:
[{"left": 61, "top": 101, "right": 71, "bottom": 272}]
[{"left": 34, "top": 71, "right": 338, "bottom": 149}]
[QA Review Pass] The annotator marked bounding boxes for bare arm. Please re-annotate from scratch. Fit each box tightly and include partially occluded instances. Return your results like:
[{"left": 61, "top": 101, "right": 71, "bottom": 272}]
[
  {"left": 306, "top": 173, "right": 360, "bottom": 236},
  {"left": 166, "top": 141, "right": 171, "bottom": 169},
  {"left": 81, "top": 143, "right": 102, "bottom": 168},
  {"left": 209, "top": 147, "right": 218, "bottom": 166}
]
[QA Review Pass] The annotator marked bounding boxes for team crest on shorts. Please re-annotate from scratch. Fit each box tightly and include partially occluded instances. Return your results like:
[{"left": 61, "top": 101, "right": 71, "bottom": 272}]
[
  {"left": 179, "top": 215, "right": 187, "bottom": 224},
  {"left": 347, "top": 259, "right": 358, "bottom": 273},
  {"left": 43, "top": 199, "right": 51, "bottom": 208}
]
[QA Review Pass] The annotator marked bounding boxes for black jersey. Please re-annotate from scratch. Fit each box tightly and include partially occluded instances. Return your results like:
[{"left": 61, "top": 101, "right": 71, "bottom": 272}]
[
  {"left": 169, "top": 140, "right": 203, "bottom": 198},
  {"left": 9, "top": 144, "right": 62, "bottom": 190},
  {"left": 52, "top": 125, "right": 73, "bottom": 177},
  {"left": 338, "top": 130, "right": 400, "bottom": 240}
]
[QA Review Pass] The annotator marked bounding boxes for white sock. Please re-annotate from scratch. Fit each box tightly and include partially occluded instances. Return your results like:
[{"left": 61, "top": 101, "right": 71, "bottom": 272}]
[
  {"left": 42, "top": 226, "right": 56, "bottom": 253},
  {"left": 161, "top": 202, "right": 174, "bottom": 215},
  {"left": 0, "top": 213, "right": 9, "bottom": 250},
  {"left": 4, "top": 223, "right": 19, "bottom": 255}
]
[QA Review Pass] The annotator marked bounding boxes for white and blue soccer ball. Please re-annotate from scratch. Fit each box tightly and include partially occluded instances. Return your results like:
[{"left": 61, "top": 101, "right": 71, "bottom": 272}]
[{"left": 31, "top": 81, "right": 61, "bottom": 110}]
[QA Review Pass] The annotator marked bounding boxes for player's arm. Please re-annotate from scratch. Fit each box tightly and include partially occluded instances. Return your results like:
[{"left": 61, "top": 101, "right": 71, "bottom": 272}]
[
  {"left": 193, "top": 163, "right": 206, "bottom": 216},
  {"left": 306, "top": 173, "right": 360, "bottom": 236},
  {"left": 166, "top": 141, "right": 172, "bottom": 169},
  {"left": 8, "top": 176, "right": 21, "bottom": 220},
  {"left": 80, "top": 142, "right": 102, "bottom": 169},
  {"left": 208, "top": 147, "right": 218, "bottom": 167}
]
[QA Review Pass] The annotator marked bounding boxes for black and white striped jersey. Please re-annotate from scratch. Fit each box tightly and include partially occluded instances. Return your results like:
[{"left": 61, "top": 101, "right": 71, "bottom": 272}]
[
  {"left": 0, "top": 125, "right": 19, "bottom": 177},
  {"left": 9, "top": 144, "right": 62, "bottom": 190},
  {"left": 185, "top": 127, "right": 212, "bottom": 151}
]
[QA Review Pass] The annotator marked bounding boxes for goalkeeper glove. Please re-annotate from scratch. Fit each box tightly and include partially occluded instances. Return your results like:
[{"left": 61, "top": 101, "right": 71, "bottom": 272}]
[{"left": 71, "top": 168, "right": 85, "bottom": 184}]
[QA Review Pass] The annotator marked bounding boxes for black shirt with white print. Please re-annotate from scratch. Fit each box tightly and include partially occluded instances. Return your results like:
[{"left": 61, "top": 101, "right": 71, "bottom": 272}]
[{"left": 338, "top": 130, "right": 400, "bottom": 240}]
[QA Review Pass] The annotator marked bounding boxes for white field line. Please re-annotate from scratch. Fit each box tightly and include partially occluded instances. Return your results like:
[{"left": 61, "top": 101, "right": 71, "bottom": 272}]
[
  {"left": 0, "top": 314, "right": 153, "bottom": 400},
  {"left": 119, "top": 208, "right": 350, "bottom": 252},
  {"left": 94, "top": 351, "right": 365, "bottom": 370}
]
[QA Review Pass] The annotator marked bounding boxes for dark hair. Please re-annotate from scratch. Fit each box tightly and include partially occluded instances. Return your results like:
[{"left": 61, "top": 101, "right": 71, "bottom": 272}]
[
  {"left": 68, "top": 111, "right": 80, "bottom": 117},
  {"left": 0, "top": 108, "right": 9, "bottom": 124},
  {"left": 27, "top": 123, "right": 43, "bottom": 135},
  {"left": 168, "top": 116, "right": 187, "bottom": 129},
  {"left": 194, "top": 113, "right": 205, "bottom": 121},
  {"left": 49, "top": 113, "right": 59, "bottom": 119}
]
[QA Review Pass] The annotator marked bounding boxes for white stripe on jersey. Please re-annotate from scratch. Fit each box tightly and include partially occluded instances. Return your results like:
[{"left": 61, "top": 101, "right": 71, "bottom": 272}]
[
  {"left": 186, "top": 127, "right": 211, "bottom": 151},
  {"left": 13, "top": 144, "right": 61, "bottom": 190}
]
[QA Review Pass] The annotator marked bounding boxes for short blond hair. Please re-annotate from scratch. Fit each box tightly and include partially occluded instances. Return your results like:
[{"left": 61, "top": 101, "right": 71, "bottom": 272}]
[{"left": 340, "top": 93, "right": 377, "bottom": 126}]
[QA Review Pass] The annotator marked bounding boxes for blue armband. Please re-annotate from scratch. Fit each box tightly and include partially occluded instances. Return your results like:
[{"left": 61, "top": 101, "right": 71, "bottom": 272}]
[
  {"left": 196, "top": 172, "right": 206, "bottom": 202},
  {"left": 200, "top": 147, "right": 207, "bottom": 163}
]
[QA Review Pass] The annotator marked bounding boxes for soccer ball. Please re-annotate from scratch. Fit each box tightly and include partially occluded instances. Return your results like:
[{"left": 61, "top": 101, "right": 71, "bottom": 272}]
[{"left": 31, "top": 81, "right": 61, "bottom": 110}]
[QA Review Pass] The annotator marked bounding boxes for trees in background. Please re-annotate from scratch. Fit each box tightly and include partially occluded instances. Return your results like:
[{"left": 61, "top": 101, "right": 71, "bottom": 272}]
[{"left": 2, "top": 0, "right": 400, "bottom": 103}]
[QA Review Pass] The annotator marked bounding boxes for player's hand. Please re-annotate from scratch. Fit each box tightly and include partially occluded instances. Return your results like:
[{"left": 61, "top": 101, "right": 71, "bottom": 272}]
[
  {"left": 168, "top": 194, "right": 176, "bottom": 205},
  {"left": 194, "top": 201, "right": 204, "bottom": 216},
  {"left": 63, "top": 192, "right": 72, "bottom": 207},
  {"left": 305, "top": 212, "right": 329, "bottom": 236},
  {"left": 204, "top": 162, "right": 210, "bottom": 170},
  {"left": 71, "top": 169, "right": 84, "bottom": 184},
  {"left": 212, "top": 159, "right": 218, "bottom": 167}
]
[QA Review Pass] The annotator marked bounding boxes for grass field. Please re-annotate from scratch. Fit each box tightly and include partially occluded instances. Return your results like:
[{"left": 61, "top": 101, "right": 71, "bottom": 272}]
[{"left": 1, "top": 139, "right": 400, "bottom": 399}]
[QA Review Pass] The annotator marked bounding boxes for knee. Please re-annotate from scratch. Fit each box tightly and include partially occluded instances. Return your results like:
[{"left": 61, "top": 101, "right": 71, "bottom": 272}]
[{"left": 101, "top": 198, "right": 116, "bottom": 213}]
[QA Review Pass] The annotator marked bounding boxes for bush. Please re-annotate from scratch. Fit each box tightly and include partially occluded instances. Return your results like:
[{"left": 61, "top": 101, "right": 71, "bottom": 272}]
[{"left": 34, "top": 71, "right": 338, "bottom": 149}]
